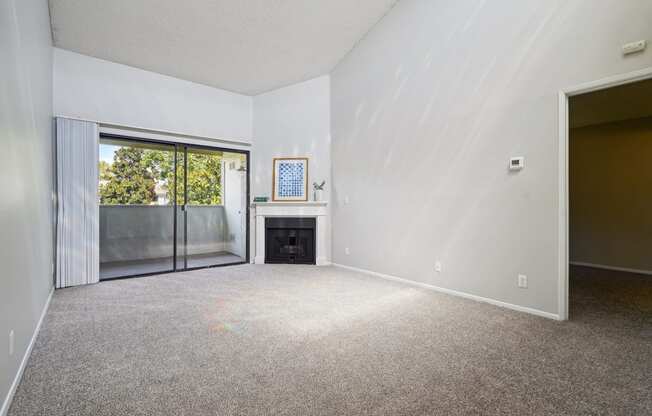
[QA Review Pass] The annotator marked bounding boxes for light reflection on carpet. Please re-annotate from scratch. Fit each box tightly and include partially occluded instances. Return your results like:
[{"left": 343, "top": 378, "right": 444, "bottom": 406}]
[{"left": 209, "top": 321, "right": 247, "bottom": 334}]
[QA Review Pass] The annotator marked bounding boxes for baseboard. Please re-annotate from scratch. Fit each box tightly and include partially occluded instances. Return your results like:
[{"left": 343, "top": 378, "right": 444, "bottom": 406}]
[
  {"left": 316, "top": 257, "right": 331, "bottom": 266},
  {"left": 570, "top": 261, "right": 652, "bottom": 276},
  {"left": 1, "top": 287, "right": 54, "bottom": 416},
  {"left": 332, "top": 263, "right": 561, "bottom": 321}
]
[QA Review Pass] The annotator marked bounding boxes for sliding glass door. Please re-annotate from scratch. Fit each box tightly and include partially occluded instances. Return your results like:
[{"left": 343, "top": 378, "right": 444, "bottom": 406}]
[
  {"left": 99, "top": 136, "right": 248, "bottom": 280},
  {"left": 176, "top": 147, "right": 248, "bottom": 269},
  {"left": 98, "top": 138, "right": 176, "bottom": 279}
]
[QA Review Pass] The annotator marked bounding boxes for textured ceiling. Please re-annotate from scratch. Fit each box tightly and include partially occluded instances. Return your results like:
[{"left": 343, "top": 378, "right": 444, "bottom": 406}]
[
  {"left": 48, "top": 0, "right": 397, "bottom": 95},
  {"left": 570, "top": 79, "right": 652, "bottom": 128}
]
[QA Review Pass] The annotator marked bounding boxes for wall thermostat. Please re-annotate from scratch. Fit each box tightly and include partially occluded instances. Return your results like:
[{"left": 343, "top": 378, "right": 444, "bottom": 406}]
[
  {"left": 509, "top": 157, "right": 524, "bottom": 171},
  {"left": 622, "top": 40, "right": 646, "bottom": 55}
]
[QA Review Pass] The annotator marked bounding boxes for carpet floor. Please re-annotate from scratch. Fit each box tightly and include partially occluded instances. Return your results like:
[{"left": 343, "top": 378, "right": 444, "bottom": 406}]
[{"left": 8, "top": 264, "right": 652, "bottom": 415}]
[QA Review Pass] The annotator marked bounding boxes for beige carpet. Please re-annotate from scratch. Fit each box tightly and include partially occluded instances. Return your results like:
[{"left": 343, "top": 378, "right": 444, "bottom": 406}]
[{"left": 8, "top": 264, "right": 652, "bottom": 415}]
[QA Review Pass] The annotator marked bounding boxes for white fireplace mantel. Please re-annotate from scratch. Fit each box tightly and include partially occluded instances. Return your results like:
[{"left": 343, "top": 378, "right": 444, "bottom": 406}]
[{"left": 251, "top": 201, "right": 329, "bottom": 265}]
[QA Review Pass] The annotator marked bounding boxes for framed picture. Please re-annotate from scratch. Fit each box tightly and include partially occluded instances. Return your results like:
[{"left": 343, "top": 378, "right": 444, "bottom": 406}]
[{"left": 272, "top": 157, "right": 308, "bottom": 201}]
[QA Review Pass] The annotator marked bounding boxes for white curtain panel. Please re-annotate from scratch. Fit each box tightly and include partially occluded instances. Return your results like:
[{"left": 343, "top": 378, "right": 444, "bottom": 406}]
[{"left": 56, "top": 117, "right": 99, "bottom": 288}]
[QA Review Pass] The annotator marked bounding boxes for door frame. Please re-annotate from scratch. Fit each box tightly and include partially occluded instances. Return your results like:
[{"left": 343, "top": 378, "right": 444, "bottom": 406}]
[
  {"left": 557, "top": 66, "right": 652, "bottom": 320},
  {"left": 176, "top": 142, "right": 251, "bottom": 272},
  {"left": 99, "top": 133, "right": 251, "bottom": 279}
]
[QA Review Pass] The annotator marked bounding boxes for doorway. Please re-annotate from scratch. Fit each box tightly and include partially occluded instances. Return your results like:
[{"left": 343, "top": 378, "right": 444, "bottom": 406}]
[
  {"left": 560, "top": 71, "right": 652, "bottom": 320},
  {"left": 98, "top": 135, "right": 249, "bottom": 280}
]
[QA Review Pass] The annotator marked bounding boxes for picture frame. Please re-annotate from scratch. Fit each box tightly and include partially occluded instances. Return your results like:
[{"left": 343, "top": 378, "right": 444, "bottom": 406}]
[{"left": 272, "top": 157, "right": 308, "bottom": 201}]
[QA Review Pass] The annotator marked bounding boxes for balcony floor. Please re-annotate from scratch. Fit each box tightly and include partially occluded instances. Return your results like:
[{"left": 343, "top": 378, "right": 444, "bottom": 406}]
[{"left": 100, "top": 251, "right": 245, "bottom": 279}]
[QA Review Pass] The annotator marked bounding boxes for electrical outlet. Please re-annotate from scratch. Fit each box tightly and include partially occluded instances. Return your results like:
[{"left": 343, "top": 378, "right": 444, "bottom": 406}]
[
  {"left": 344, "top": 196, "right": 350, "bottom": 205},
  {"left": 435, "top": 261, "right": 442, "bottom": 273},
  {"left": 9, "top": 330, "right": 14, "bottom": 356},
  {"left": 344, "top": 247, "right": 350, "bottom": 255},
  {"left": 518, "top": 274, "right": 528, "bottom": 288}
]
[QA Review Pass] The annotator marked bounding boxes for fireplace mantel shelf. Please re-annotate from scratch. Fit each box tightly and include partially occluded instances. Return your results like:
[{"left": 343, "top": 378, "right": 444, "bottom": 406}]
[{"left": 252, "top": 201, "right": 329, "bottom": 266}]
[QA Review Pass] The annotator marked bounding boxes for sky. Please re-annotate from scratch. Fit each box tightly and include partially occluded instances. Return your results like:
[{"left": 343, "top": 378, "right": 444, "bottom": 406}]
[{"left": 99, "top": 144, "right": 119, "bottom": 164}]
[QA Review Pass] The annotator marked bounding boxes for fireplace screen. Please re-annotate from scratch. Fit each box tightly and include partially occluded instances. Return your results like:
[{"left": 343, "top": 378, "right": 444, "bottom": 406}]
[{"left": 265, "top": 217, "right": 315, "bottom": 264}]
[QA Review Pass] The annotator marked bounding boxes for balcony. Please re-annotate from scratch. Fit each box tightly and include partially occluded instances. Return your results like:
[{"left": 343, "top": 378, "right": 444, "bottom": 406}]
[{"left": 100, "top": 204, "right": 245, "bottom": 279}]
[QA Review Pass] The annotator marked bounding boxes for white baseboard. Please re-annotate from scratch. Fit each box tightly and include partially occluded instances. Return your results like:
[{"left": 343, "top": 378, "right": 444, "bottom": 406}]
[
  {"left": 316, "top": 257, "right": 331, "bottom": 266},
  {"left": 1, "top": 288, "right": 54, "bottom": 416},
  {"left": 570, "top": 261, "right": 652, "bottom": 276},
  {"left": 332, "top": 263, "right": 561, "bottom": 321}
]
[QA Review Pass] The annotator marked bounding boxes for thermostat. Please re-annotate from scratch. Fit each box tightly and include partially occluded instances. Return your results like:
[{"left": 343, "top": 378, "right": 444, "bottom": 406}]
[
  {"left": 622, "top": 40, "right": 646, "bottom": 55},
  {"left": 509, "top": 157, "right": 524, "bottom": 171}
]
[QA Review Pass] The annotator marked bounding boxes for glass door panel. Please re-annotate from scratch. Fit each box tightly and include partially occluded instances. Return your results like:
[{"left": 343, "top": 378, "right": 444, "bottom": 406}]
[
  {"left": 177, "top": 146, "right": 248, "bottom": 269},
  {"left": 98, "top": 138, "right": 176, "bottom": 279},
  {"left": 175, "top": 147, "right": 186, "bottom": 270},
  {"left": 221, "top": 151, "right": 248, "bottom": 263}
]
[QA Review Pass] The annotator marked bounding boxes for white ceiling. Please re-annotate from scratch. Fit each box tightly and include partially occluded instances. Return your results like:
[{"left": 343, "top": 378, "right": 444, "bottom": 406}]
[{"left": 48, "top": 0, "right": 397, "bottom": 95}]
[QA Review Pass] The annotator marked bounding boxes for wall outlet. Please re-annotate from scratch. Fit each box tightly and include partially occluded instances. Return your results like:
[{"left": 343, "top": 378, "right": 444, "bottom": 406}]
[
  {"left": 435, "top": 261, "right": 442, "bottom": 273},
  {"left": 9, "top": 330, "right": 14, "bottom": 356},
  {"left": 518, "top": 274, "right": 528, "bottom": 288},
  {"left": 344, "top": 196, "right": 350, "bottom": 205},
  {"left": 344, "top": 247, "right": 350, "bottom": 255}
]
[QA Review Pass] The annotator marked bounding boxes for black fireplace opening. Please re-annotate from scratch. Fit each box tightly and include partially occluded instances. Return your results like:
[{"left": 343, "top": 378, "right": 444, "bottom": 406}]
[{"left": 265, "top": 217, "right": 316, "bottom": 264}]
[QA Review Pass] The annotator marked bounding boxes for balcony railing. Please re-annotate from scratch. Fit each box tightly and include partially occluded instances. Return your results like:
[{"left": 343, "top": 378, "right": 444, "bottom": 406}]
[{"left": 99, "top": 204, "right": 234, "bottom": 263}]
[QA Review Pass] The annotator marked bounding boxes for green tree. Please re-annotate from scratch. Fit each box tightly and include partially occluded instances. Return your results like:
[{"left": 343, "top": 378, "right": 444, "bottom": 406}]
[
  {"left": 142, "top": 149, "right": 174, "bottom": 182},
  {"left": 100, "top": 146, "right": 223, "bottom": 205},
  {"left": 142, "top": 149, "right": 222, "bottom": 205},
  {"left": 99, "top": 160, "right": 111, "bottom": 181},
  {"left": 99, "top": 147, "right": 156, "bottom": 204},
  {"left": 185, "top": 152, "right": 222, "bottom": 205}
]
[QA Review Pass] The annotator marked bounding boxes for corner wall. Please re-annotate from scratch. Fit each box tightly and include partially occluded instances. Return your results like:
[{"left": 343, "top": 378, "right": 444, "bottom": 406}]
[
  {"left": 252, "top": 76, "right": 331, "bottom": 201},
  {"left": 330, "top": 0, "right": 652, "bottom": 316},
  {"left": 251, "top": 75, "right": 332, "bottom": 262},
  {"left": 0, "top": 0, "right": 55, "bottom": 412}
]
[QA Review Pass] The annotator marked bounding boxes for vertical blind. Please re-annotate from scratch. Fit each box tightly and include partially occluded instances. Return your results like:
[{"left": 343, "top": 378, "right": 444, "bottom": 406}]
[{"left": 56, "top": 117, "right": 99, "bottom": 288}]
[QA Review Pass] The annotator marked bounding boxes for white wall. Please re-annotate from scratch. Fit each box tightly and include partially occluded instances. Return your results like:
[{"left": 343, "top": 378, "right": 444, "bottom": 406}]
[
  {"left": 54, "top": 48, "right": 253, "bottom": 142},
  {"left": 331, "top": 0, "right": 652, "bottom": 316},
  {"left": 0, "top": 0, "right": 54, "bottom": 412},
  {"left": 252, "top": 76, "right": 331, "bottom": 201},
  {"left": 223, "top": 156, "right": 247, "bottom": 258}
]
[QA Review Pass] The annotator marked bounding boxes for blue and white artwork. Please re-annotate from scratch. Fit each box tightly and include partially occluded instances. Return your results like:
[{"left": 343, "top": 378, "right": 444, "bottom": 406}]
[{"left": 274, "top": 158, "right": 308, "bottom": 201}]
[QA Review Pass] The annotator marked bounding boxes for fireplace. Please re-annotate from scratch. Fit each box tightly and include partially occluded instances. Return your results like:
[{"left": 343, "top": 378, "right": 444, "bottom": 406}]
[
  {"left": 253, "top": 202, "right": 328, "bottom": 266},
  {"left": 265, "top": 217, "right": 316, "bottom": 264}
]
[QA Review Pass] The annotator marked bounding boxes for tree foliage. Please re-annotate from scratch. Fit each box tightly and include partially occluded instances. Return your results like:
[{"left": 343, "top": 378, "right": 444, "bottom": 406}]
[
  {"left": 99, "top": 145, "right": 222, "bottom": 205},
  {"left": 99, "top": 147, "right": 156, "bottom": 204},
  {"left": 182, "top": 152, "right": 223, "bottom": 205}
]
